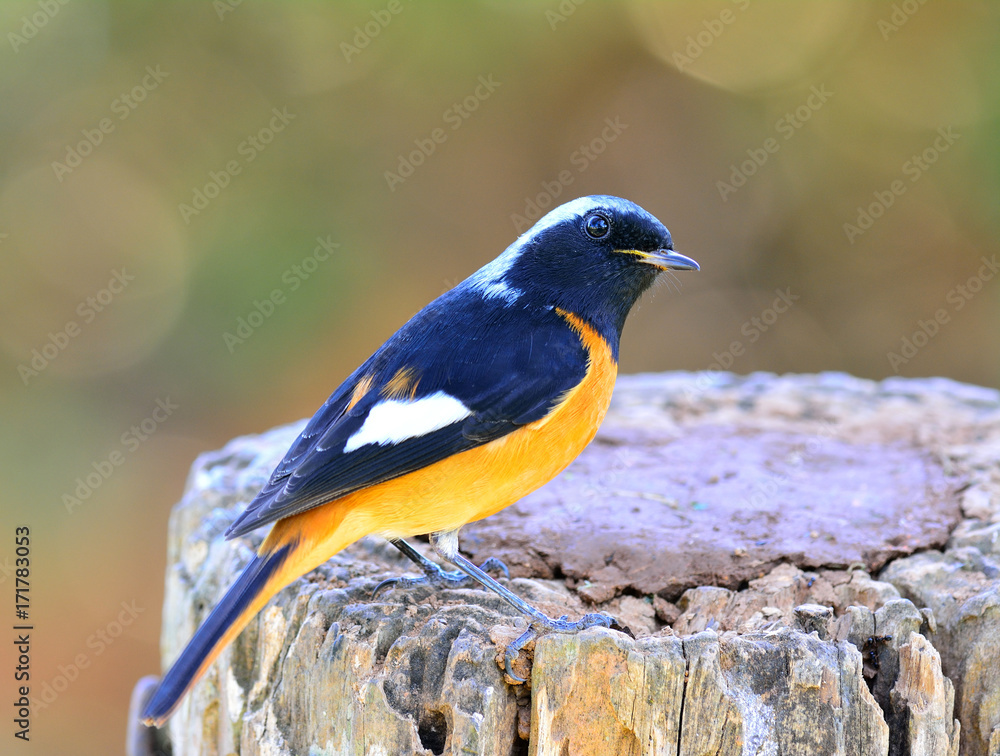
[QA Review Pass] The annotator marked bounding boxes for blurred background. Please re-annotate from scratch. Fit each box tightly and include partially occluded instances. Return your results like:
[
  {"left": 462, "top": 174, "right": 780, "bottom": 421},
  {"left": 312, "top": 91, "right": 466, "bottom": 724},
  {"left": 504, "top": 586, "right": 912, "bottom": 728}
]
[{"left": 0, "top": 1, "right": 997, "bottom": 753}]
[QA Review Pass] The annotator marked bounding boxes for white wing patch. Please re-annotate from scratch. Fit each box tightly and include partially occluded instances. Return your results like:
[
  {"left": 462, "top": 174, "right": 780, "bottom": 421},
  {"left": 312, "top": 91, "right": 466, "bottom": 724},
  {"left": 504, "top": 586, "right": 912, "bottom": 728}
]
[{"left": 344, "top": 391, "right": 473, "bottom": 452}]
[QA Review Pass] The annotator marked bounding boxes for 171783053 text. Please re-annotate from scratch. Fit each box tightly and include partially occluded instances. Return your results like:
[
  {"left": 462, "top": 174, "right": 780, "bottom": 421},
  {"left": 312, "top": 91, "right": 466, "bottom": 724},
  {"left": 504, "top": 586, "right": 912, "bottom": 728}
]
[{"left": 13, "top": 526, "right": 31, "bottom": 742}]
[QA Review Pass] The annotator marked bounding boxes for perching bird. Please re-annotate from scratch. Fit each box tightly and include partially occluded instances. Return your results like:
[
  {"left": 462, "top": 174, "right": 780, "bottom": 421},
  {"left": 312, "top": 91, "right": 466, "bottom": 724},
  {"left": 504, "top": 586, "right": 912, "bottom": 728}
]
[{"left": 141, "top": 195, "right": 698, "bottom": 726}]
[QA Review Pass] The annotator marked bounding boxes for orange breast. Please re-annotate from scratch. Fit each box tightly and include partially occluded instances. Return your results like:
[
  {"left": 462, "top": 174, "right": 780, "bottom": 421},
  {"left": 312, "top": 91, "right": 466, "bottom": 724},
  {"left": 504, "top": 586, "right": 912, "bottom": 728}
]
[{"left": 279, "top": 310, "right": 618, "bottom": 560}]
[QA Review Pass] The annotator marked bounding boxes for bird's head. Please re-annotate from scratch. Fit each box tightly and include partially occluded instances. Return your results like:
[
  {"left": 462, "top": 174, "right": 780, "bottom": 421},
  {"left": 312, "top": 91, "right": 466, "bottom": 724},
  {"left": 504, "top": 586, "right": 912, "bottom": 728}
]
[{"left": 469, "top": 195, "right": 698, "bottom": 348}]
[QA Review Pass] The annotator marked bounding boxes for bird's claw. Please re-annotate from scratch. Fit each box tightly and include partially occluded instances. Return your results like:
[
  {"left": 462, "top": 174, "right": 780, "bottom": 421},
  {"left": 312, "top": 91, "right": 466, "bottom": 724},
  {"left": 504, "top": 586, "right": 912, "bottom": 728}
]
[
  {"left": 372, "top": 557, "right": 510, "bottom": 599},
  {"left": 504, "top": 626, "right": 536, "bottom": 682},
  {"left": 503, "top": 612, "right": 624, "bottom": 682},
  {"left": 371, "top": 574, "right": 428, "bottom": 599},
  {"left": 477, "top": 557, "right": 511, "bottom": 580}
]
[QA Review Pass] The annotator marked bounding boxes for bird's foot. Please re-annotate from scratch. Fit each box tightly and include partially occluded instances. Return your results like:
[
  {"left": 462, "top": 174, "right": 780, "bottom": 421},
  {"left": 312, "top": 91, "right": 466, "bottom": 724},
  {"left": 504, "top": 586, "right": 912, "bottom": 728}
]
[
  {"left": 504, "top": 612, "right": 633, "bottom": 682},
  {"left": 372, "top": 556, "right": 510, "bottom": 599}
]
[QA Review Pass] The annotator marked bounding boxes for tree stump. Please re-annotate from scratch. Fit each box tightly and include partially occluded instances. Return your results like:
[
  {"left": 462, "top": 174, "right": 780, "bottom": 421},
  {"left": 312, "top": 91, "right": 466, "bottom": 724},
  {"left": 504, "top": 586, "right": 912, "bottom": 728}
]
[{"left": 136, "top": 372, "right": 1000, "bottom": 756}]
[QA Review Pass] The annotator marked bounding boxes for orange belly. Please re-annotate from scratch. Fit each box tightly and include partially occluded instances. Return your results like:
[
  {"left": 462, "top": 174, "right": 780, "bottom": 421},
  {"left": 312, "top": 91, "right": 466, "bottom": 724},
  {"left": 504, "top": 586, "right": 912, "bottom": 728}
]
[{"left": 266, "top": 310, "right": 617, "bottom": 565}]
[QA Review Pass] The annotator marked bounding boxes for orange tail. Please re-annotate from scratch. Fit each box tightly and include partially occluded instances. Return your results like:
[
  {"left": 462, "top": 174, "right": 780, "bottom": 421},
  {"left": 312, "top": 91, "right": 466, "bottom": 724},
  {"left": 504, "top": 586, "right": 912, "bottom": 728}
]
[{"left": 141, "top": 505, "right": 355, "bottom": 727}]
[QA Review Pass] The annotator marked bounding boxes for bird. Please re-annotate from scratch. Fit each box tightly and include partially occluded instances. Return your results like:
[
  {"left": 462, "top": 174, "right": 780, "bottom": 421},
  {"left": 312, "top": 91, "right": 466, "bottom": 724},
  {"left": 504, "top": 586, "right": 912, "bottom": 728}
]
[{"left": 140, "top": 194, "right": 699, "bottom": 726}]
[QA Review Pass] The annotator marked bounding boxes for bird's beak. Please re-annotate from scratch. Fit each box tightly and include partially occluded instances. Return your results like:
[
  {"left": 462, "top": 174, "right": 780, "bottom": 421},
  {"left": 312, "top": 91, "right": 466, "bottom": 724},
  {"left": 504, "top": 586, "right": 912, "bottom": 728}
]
[{"left": 639, "top": 249, "right": 700, "bottom": 272}]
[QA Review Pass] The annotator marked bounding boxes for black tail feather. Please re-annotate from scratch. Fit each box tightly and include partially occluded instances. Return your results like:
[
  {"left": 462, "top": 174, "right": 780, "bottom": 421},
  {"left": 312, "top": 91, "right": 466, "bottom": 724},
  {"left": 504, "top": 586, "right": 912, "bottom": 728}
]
[{"left": 141, "top": 544, "right": 291, "bottom": 726}]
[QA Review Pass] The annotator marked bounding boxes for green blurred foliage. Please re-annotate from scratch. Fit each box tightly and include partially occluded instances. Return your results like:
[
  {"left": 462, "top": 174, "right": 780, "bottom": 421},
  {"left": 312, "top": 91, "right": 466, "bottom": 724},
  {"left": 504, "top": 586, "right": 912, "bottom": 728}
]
[{"left": 0, "top": 1, "right": 997, "bottom": 753}]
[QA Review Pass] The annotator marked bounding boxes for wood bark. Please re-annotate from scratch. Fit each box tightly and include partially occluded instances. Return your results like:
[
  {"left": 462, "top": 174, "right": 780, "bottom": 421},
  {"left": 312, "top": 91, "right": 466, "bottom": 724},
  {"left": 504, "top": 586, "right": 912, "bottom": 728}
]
[{"left": 133, "top": 372, "right": 1000, "bottom": 756}]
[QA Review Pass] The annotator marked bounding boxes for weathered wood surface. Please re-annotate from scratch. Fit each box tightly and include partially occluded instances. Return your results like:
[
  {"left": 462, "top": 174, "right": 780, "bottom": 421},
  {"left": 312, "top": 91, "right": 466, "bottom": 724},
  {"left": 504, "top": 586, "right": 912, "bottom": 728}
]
[{"left": 137, "top": 372, "right": 1000, "bottom": 756}]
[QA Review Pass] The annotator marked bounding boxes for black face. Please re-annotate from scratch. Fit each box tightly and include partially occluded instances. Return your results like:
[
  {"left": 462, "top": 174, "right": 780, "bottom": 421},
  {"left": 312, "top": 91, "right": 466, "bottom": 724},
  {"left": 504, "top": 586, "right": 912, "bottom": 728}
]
[
  {"left": 580, "top": 205, "right": 671, "bottom": 258},
  {"left": 503, "top": 195, "right": 698, "bottom": 346}
]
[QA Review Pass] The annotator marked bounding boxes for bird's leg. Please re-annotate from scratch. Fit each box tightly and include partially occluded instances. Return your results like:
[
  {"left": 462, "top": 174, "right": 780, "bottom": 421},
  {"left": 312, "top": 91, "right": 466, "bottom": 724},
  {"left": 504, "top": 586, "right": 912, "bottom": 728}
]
[
  {"left": 371, "top": 537, "right": 509, "bottom": 599},
  {"left": 428, "top": 530, "right": 627, "bottom": 682}
]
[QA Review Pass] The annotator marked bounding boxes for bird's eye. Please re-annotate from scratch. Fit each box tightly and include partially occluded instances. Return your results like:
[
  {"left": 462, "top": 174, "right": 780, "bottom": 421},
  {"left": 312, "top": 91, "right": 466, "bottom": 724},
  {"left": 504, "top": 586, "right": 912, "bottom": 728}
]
[{"left": 584, "top": 212, "right": 611, "bottom": 239}]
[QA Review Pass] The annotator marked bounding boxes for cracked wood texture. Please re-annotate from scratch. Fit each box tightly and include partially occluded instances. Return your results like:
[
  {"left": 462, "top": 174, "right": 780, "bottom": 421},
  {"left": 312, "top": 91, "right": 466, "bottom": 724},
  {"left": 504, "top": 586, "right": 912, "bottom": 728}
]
[{"left": 136, "top": 372, "right": 1000, "bottom": 756}]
